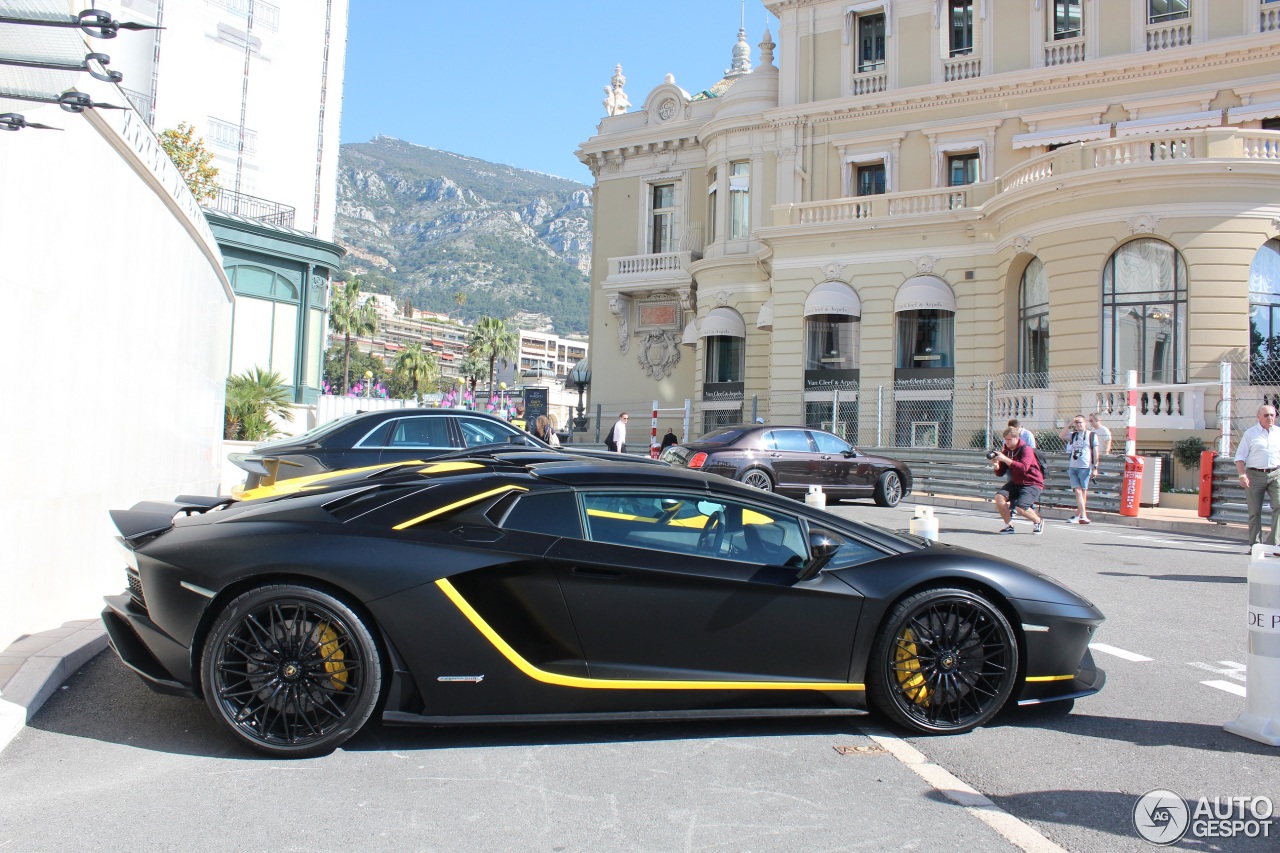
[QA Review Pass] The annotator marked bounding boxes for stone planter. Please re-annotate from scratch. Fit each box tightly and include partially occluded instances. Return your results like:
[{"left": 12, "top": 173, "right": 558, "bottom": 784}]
[{"left": 1158, "top": 491, "right": 1200, "bottom": 511}]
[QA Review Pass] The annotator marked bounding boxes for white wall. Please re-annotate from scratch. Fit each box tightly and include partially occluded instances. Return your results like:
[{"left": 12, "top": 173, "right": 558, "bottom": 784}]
[{"left": 0, "top": 92, "right": 232, "bottom": 648}]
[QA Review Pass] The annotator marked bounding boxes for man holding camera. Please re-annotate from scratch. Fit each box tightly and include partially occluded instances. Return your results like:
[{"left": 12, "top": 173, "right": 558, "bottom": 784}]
[
  {"left": 990, "top": 425, "right": 1044, "bottom": 535},
  {"left": 1060, "top": 415, "right": 1099, "bottom": 524}
]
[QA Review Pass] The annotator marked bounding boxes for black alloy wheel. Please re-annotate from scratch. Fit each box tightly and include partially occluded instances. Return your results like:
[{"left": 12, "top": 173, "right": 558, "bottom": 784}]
[
  {"left": 873, "top": 470, "right": 902, "bottom": 507},
  {"left": 868, "top": 587, "right": 1018, "bottom": 734},
  {"left": 739, "top": 469, "right": 774, "bottom": 492},
  {"left": 201, "top": 584, "right": 382, "bottom": 757}
]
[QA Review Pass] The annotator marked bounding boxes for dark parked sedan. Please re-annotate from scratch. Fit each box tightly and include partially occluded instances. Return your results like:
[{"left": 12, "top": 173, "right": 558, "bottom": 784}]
[
  {"left": 662, "top": 425, "right": 912, "bottom": 506},
  {"left": 229, "top": 408, "right": 649, "bottom": 491},
  {"left": 105, "top": 454, "right": 1103, "bottom": 757}
]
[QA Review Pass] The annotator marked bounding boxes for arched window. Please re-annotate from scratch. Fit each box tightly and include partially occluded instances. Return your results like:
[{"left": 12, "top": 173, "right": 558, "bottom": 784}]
[
  {"left": 1019, "top": 258, "right": 1049, "bottom": 383},
  {"left": 1101, "top": 239, "right": 1187, "bottom": 384},
  {"left": 226, "top": 263, "right": 301, "bottom": 385},
  {"left": 1249, "top": 239, "right": 1280, "bottom": 384},
  {"left": 894, "top": 276, "right": 956, "bottom": 377}
]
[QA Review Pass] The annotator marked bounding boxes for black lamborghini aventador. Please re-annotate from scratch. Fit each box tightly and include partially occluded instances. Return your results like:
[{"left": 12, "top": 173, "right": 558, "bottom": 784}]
[{"left": 103, "top": 454, "right": 1105, "bottom": 757}]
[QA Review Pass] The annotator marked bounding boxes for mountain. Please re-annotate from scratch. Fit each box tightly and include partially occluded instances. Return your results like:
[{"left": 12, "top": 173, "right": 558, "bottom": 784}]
[{"left": 335, "top": 136, "right": 592, "bottom": 334}]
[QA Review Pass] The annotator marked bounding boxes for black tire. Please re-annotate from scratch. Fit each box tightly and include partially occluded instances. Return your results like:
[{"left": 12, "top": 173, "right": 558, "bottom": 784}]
[
  {"left": 200, "top": 583, "right": 383, "bottom": 758},
  {"left": 739, "top": 468, "right": 774, "bottom": 492},
  {"left": 867, "top": 587, "right": 1018, "bottom": 735},
  {"left": 873, "top": 470, "right": 903, "bottom": 507}
]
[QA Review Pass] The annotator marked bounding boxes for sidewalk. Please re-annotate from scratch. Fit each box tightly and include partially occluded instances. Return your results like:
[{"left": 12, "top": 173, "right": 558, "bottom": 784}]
[{"left": 0, "top": 499, "right": 1247, "bottom": 756}]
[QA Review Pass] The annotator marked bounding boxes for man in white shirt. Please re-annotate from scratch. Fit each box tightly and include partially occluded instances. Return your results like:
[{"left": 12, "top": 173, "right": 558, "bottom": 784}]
[
  {"left": 1008, "top": 418, "right": 1036, "bottom": 448},
  {"left": 1234, "top": 404, "right": 1280, "bottom": 546},
  {"left": 607, "top": 412, "right": 628, "bottom": 453},
  {"left": 1087, "top": 413, "right": 1113, "bottom": 455}
]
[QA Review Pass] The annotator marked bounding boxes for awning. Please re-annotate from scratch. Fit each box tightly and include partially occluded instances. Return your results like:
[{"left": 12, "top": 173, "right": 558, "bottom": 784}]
[
  {"left": 1116, "top": 109, "right": 1221, "bottom": 137},
  {"left": 803, "top": 281, "right": 861, "bottom": 318},
  {"left": 1228, "top": 100, "right": 1280, "bottom": 124},
  {"left": 698, "top": 307, "right": 746, "bottom": 338},
  {"left": 756, "top": 298, "right": 774, "bottom": 331},
  {"left": 894, "top": 275, "right": 956, "bottom": 313},
  {"left": 1011, "top": 124, "right": 1110, "bottom": 149},
  {"left": 681, "top": 319, "right": 699, "bottom": 347}
]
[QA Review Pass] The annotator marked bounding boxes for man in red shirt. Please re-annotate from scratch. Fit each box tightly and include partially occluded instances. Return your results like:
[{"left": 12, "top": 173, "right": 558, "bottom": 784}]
[{"left": 991, "top": 425, "right": 1044, "bottom": 535}]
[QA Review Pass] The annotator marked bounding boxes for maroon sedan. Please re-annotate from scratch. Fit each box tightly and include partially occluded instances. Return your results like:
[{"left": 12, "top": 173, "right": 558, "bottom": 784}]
[{"left": 661, "top": 425, "right": 912, "bottom": 507}]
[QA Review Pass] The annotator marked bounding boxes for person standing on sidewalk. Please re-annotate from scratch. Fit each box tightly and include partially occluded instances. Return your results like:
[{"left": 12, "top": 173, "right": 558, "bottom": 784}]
[
  {"left": 1088, "top": 412, "right": 1113, "bottom": 455},
  {"left": 991, "top": 426, "right": 1045, "bottom": 535},
  {"left": 606, "top": 412, "right": 628, "bottom": 453},
  {"left": 1060, "top": 415, "right": 1099, "bottom": 524},
  {"left": 1234, "top": 404, "right": 1280, "bottom": 546}
]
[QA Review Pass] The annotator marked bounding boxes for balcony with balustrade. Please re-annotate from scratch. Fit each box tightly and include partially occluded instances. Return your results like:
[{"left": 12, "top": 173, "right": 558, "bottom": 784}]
[{"left": 601, "top": 249, "right": 701, "bottom": 293}]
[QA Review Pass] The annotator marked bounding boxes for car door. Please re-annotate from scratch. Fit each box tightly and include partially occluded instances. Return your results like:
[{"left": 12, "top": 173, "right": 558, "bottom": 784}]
[
  {"left": 810, "top": 431, "right": 875, "bottom": 495},
  {"left": 366, "top": 415, "right": 458, "bottom": 465},
  {"left": 547, "top": 489, "right": 863, "bottom": 683},
  {"left": 761, "top": 429, "right": 818, "bottom": 492}
]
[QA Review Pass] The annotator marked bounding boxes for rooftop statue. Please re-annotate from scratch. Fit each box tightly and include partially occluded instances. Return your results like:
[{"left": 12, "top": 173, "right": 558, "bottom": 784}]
[{"left": 603, "top": 64, "right": 630, "bottom": 116}]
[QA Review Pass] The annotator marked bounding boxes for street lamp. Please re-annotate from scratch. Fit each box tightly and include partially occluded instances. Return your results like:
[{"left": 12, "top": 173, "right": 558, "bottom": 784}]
[
  {"left": 364, "top": 370, "right": 373, "bottom": 398},
  {"left": 568, "top": 358, "right": 591, "bottom": 433}
]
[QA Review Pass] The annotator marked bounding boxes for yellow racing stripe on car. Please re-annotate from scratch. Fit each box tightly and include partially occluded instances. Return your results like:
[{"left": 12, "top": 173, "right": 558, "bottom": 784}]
[
  {"left": 394, "top": 486, "right": 528, "bottom": 530},
  {"left": 418, "top": 461, "right": 485, "bottom": 475},
  {"left": 1024, "top": 674, "right": 1078, "bottom": 682},
  {"left": 235, "top": 461, "right": 429, "bottom": 501},
  {"left": 434, "top": 577, "right": 864, "bottom": 692}
]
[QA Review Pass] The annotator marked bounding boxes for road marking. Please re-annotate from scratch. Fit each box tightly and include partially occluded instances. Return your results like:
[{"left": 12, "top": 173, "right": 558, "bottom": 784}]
[
  {"left": 864, "top": 728, "right": 1070, "bottom": 853},
  {"left": 1089, "top": 643, "right": 1153, "bottom": 662},
  {"left": 1201, "top": 680, "right": 1247, "bottom": 697},
  {"left": 1187, "top": 661, "right": 1247, "bottom": 681}
]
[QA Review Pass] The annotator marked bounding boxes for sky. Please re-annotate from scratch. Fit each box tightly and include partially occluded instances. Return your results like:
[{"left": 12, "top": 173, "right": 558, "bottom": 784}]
[{"left": 339, "top": 1, "right": 779, "bottom": 185}]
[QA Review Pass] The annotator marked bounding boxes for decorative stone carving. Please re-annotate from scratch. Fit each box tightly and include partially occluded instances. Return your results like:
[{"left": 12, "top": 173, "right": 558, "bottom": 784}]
[
  {"left": 1014, "top": 234, "right": 1032, "bottom": 255},
  {"left": 608, "top": 293, "right": 631, "bottom": 354},
  {"left": 1127, "top": 214, "right": 1159, "bottom": 235},
  {"left": 657, "top": 98, "right": 678, "bottom": 121},
  {"left": 603, "top": 65, "right": 630, "bottom": 116},
  {"left": 715, "top": 290, "right": 730, "bottom": 307},
  {"left": 637, "top": 330, "right": 682, "bottom": 379},
  {"left": 676, "top": 286, "right": 694, "bottom": 314},
  {"left": 652, "top": 147, "right": 677, "bottom": 172},
  {"left": 914, "top": 255, "right": 938, "bottom": 274},
  {"left": 776, "top": 146, "right": 798, "bottom": 162},
  {"left": 823, "top": 262, "right": 847, "bottom": 282}
]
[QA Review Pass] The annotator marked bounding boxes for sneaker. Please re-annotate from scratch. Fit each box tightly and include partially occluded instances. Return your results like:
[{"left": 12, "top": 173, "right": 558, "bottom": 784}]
[
  {"left": 1067, "top": 516, "right": 1080, "bottom": 524},
  {"left": 998, "top": 525, "right": 1016, "bottom": 534},
  {"left": 1032, "top": 522, "right": 1044, "bottom": 535},
  {"left": 1078, "top": 518, "right": 1091, "bottom": 525}
]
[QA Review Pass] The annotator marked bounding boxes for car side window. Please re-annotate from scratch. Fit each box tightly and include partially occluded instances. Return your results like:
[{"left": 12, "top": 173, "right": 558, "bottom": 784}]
[
  {"left": 579, "top": 492, "right": 806, "bottom": 566},
  {"left": 811, "top": 431, "right": 850, "bottom": 455},
  {"left": 761, "top": 431, "right": 779, "bottom": 451},
  {"left": 498, "top": 491, "right": 583, "bottom": 539},
  {"left": 774, "top": 430, "right": 813, "bottom": 452},
  {"left": 458, "top": 417, "right": 520, "bottom": 448},
  {"left": 386, "top": 416, "right": 453, "bottom": 449},
  {"left": 354, "top": 421, "right": 395, "bottom": 448},
  {"left": 820, "top": 531, "right": 888, "bottom": 570}
]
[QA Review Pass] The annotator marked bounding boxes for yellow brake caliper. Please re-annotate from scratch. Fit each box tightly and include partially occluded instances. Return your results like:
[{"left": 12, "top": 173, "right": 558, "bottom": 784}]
[
  {"left": 316, "top": 624, "right": 348, "bottom": 690},
  {"left": 895, "top": 628, "right": 931, "bottom": 705}
]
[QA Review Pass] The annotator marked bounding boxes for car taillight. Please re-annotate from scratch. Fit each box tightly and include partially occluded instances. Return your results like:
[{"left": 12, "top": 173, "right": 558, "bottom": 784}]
[{"left": 688, "top": 452, "right": 707, "bottom": 469}]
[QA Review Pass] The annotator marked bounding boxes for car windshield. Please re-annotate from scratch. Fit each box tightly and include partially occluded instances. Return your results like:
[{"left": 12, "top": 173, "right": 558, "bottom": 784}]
[{"left": 695, "top": 428, "right": 747, "bottom": 445}]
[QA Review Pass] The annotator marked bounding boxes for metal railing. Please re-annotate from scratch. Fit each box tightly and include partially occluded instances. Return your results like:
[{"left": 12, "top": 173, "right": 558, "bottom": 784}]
[{"left": 206, "top": 188, "right": 296, "bottom": 228}]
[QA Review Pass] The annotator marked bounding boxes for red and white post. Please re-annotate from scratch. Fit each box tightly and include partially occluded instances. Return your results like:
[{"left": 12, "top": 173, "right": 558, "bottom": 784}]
[{"left": 650, "top": 401, "right": 660, "bottom": 459}]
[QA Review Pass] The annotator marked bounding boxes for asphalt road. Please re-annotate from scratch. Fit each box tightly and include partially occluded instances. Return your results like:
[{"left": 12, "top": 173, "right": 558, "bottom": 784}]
[{"left": 2, "top": 501, "right": 1277, "bottom": 852}]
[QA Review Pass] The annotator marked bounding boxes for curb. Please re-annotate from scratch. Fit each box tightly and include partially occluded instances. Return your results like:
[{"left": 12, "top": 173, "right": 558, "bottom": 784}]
[{"left": 0, "top": 620, "right": 107, "bottom": 755}]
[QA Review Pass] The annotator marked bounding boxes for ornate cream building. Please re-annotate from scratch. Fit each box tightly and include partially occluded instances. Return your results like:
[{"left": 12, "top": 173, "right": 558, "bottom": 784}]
[{"left": 577, "top": 0, "right": 1280, "bottom": 448}]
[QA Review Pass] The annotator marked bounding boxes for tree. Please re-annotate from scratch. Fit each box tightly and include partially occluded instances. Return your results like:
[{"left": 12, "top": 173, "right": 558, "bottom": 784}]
[
  {"left": 159, "top": 122, "right": 220, "bottom": 203},
  {"left": 224, "top": 367, "right": 293, "bottom": 441},
  {"left": 328, "top": 279, "right": 379, "bottom": 394},
  {"left": 323, "top": 344, "right": 389, "bottom": 394},
  {"left": 454, "top": 291, "right": 467, "bottom": 309},
  {"left": 457, "top": 351, "right": 487, "bottom": 394},
  {"left": 469, "top": 316, "right": 518, "bottom": 394},
  {"left": 394, "top": 342, "right": 439, "bottom": 404}
]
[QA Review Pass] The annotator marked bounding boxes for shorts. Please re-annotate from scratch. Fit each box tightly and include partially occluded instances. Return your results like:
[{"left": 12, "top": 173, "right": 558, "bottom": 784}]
[
  {"left": 997, "top": 482, "right": 1042, "bottom": 510},
  {"left": 1068, "top": 468, "right": 1091, "bottom": 490}
]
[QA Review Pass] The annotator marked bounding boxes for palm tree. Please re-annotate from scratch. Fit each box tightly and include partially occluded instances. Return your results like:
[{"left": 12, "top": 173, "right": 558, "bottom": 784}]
[
  {"left": 458, "top": 351, "right": 487, "bottom": 394},
  {"left": 394, "top": 341, "right": 439, "bottom": 405},
  {"left": 454, "top": 291, "right": 467, "bottom": 309},
  {"left": 328, "top": 279, "right": 379, "bottom": 394},
  {"left": 224, "top": 366, "right": 293, "bottom": 441},
  {"left": 469, "top": 316, "right": 519, "bottom": 396}
]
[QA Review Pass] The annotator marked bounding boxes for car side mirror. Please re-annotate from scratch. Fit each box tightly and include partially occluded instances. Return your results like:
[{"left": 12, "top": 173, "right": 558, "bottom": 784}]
[
  {"left": 797, "top": 528, "right": 843, "bottom": 581},
  {"left": 842, "top": 449, "right": 857, "bottom": 458},
  {"left": 508, "top": 434, "right": 530, "bottom": 445}
]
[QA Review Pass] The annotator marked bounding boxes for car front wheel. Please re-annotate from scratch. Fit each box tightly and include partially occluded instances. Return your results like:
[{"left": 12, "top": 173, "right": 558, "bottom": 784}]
[
  {"left": 867, "top": 587, "right": 1018, "bottom": 734},
  {"left": 873, "top": 470, "right": 902, "bottom": 507},
  {"left": 739, "top": 469, "right": 774, "bottom": 491},
  {"left": 200, "top": 583, "right": 382, "bottom": 757}
]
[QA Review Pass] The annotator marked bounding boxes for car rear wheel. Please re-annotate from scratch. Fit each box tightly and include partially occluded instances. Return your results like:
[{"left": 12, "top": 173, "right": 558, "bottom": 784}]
[
  {"left": 739, "top": 469, "right": 774, "bottom": 492},
  {"left": 867, "top": 587, "right": 1018, "bottom": 735},
  {"left": 200, "top": 583, "right": 382, "bottom": 758},
  {"left": 873, "top": 471, "right": 902, "bottom": 507}
]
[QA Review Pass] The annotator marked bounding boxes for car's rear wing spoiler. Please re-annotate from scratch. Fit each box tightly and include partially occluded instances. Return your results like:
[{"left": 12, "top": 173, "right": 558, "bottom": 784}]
[
  {"left": 109, "top": 496, "right": 231, "bottom": 542},
  {"left": 227, "top": 453, "right": 304, "bottom": 487}
]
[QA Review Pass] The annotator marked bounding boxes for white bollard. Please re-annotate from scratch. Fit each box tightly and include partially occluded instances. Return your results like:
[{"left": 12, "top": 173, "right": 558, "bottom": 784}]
[
  {"left": 805, "top": 485, "right": 826, "bottom": 510},
  {"left": 909, "top": 506, "right": 940, "bottom": 542},
  {"left": 1223, "top": 544, "right": 1280, "bottom": 746}
]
